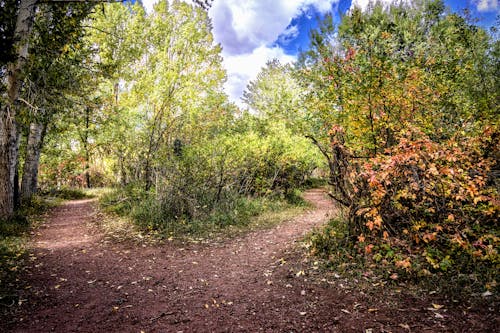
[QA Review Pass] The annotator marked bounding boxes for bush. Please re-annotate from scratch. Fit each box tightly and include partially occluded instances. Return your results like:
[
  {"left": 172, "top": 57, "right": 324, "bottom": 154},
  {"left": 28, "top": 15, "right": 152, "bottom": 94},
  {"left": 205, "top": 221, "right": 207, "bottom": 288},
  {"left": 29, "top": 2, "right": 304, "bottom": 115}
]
[
  {"left": 39, "top": 187, "right": 92, "bottom": 200},
  {"left": 100, "top": 184, "right": 302, "bottom": 237},
  {"left": 316, "top": 128, "right": 499, "bottom": 293}
]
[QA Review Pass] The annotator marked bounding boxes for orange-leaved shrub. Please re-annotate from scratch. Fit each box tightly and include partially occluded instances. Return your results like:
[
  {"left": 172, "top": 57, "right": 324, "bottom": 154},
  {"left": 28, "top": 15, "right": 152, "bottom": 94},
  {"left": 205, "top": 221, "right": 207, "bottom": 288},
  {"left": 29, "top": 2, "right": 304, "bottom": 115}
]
[{"left": 350, "top": 127, "right": 499, "bottom": 285}]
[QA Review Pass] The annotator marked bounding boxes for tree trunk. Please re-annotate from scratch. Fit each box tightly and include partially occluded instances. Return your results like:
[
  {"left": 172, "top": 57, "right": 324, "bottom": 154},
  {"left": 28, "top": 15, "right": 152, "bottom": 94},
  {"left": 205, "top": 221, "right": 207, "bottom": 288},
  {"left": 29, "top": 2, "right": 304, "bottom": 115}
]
[
  {"left": 14, "top": 130, "right": 21, "bottom": 209},
  {"left": 0, "top": 107, "right": 18, "bottom": 217},
  {"left": 21, "top": 122, "right": 46, "bottom": 203},
  {"left": 0, "top": 0, "right": 36, "bottom": 219}
]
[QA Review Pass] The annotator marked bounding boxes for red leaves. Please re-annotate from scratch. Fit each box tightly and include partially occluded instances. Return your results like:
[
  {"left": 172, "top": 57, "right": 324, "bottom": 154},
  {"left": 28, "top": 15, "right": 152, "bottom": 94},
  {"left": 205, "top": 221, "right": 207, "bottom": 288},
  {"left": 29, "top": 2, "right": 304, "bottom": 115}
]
[
  {"left": 345, "top": 47, "right": 356, "bottom": 62},
  {"left": 350, "top": 128, "right": 499, "bottom": 274}
]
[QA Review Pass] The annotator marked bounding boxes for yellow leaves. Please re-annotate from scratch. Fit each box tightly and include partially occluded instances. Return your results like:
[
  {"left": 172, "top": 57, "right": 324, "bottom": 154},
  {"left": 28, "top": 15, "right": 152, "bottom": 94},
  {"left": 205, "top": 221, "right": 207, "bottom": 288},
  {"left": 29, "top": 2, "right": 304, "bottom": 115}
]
[
  {"left": 429, "top": 303, "right": 444, "bottom": 310},
  {"left": 364, "top": 209, "right": 383, "bottom": 232},
  {"left": 450, "top": 234, "right": 466, "bottom": 248},
  {"left": 395, "top": 257, "right": 411, "bottom": 271},
  {"left": 428, "top": 165, "right": 439, "bottom": 176},
  {"left": 381, "top": 31, "right": 392, "bottom": 39}
]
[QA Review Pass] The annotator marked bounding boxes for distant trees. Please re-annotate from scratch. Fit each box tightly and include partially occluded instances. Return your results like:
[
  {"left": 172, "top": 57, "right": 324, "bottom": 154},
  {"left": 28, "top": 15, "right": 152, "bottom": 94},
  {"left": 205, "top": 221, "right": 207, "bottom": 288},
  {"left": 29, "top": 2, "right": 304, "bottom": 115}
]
[{"left": 23, "top": 1, "right": 321, "bottom": 230}]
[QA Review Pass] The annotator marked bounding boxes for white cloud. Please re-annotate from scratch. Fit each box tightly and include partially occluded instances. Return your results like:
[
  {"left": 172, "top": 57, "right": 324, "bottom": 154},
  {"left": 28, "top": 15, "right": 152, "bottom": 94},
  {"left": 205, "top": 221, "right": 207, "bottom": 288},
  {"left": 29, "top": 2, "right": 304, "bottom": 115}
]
[
  {"left": 223, "top": 46, "right": 296, "bottom": 107},
  {"left": 473, "top": 0, "right": 498, "bottom": 12},
  {"left": 278, "top": 25, "right": 300, "bottom": 45},
  {"left": 142, "top": 0, "right": 156, "bottom": 13},
  {"left": 209, "top": 0, "right": 337, "bottom": 55},
  {"left": 209, "top": 0, "right": 338, "bottom": 106},
  {"left": 141, "top": 0, "right": 339, "bottom": 106}
]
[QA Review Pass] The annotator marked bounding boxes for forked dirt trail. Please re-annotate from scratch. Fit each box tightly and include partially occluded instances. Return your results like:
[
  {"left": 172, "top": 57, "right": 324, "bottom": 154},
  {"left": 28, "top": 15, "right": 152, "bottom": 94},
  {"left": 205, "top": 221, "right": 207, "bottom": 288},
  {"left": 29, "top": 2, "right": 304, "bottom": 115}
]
[{"left": 2, "top": 189, "right": 497, "bottom": 332}]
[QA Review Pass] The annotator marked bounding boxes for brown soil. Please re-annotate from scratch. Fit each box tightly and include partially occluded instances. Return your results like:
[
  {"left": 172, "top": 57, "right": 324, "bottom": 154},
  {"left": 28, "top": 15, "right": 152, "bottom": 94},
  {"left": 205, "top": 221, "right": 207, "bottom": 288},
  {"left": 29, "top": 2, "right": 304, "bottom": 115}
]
[{"left": 1, "top": 189, "right": 498, "bottom": 332}]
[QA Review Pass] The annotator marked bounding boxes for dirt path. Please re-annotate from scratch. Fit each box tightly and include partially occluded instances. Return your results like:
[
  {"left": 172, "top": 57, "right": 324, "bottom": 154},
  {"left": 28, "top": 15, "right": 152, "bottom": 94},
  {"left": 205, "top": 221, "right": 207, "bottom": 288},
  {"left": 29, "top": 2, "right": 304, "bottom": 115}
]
[{"left": 2, "top": 189, "right": 497, "bottom": 332}]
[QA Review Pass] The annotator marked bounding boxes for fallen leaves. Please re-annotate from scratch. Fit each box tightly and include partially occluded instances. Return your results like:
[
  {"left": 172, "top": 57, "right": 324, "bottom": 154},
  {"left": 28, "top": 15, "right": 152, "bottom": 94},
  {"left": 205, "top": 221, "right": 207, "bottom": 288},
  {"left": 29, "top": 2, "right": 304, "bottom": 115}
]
[
  {"left": 431, "top": 303, "right": 444, "bottom": 310},
  {"left": 399, "top": 323, "right": 410, "bottom": 330}
]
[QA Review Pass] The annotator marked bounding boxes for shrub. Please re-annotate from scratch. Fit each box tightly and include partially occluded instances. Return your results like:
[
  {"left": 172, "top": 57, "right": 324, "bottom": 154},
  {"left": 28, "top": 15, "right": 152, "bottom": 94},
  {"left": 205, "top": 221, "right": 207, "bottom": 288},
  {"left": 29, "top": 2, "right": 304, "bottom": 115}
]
[{"left": 316, "top": 127, "right": 499, "bottom": 292}]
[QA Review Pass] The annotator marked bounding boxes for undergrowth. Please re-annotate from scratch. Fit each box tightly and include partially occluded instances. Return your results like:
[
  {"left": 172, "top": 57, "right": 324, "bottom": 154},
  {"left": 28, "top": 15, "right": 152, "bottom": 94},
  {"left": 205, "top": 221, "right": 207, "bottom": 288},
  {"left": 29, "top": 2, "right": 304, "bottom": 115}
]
[
  {"left": 99, "top": 186, "right": 309, "bottom": 240},
  {"left": 306, "top": 214, "right": 500, "bottom": 300},
  {"left": 39, "top": 187, "right": 93, "bottom": 200}
]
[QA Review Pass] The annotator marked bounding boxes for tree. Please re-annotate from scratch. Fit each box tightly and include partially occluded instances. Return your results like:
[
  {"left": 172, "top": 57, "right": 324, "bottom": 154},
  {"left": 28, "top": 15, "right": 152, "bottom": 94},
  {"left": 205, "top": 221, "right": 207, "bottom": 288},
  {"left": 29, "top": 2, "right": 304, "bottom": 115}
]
[
  {"left": 243, "top": 59, "right": 306, "bottom": 130},
  {"left": 0, "top": 0, "right": 37, "bottom": 218},
  {"left": 116, "top": 0, "right": 227, "bottom": 190},
  {"left": 19, "top": 2, "right": 94, "bottom": 201}
]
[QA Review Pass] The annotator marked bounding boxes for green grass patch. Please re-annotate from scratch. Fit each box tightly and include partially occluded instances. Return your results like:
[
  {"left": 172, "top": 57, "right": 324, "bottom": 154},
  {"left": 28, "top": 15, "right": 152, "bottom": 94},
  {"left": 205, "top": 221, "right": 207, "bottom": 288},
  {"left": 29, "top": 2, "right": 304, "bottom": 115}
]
[
  {"left": 39, "top": 187, "right": 93, "bottom": 200},
  {"left": 99, "top": 186, "right": 310, "bottom": 241},
  {"left": 0, "top": 217, "right": 29, "bottom": 309}
]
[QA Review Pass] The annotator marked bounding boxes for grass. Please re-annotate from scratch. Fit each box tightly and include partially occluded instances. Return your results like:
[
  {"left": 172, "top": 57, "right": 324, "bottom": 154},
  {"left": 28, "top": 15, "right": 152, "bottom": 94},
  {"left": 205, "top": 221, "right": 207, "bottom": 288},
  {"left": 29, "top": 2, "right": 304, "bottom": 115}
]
[
  {"left": 97, "top": 186, "right": 311, "bottom": 243},
  {"left": 39, "top": 187, "right": 94, "bottom": 200}
]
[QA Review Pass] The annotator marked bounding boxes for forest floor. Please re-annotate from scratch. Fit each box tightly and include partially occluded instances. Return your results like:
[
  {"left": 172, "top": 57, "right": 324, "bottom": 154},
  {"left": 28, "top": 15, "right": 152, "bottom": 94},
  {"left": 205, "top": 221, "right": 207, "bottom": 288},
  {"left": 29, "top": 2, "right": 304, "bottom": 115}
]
[{"left": 1, "top": 189, "right": 497, "bottom": 332}]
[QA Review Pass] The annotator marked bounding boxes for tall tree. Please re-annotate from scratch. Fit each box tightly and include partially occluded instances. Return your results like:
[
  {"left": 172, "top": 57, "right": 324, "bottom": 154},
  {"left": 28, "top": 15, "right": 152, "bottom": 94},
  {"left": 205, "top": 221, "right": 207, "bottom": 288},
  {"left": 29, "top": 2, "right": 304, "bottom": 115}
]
[
  {"left": 0, "top": 0, "right": 37, "bottom": 218},
  {"left": 19, "top": 2, "right": 94, "bottom": 201}
]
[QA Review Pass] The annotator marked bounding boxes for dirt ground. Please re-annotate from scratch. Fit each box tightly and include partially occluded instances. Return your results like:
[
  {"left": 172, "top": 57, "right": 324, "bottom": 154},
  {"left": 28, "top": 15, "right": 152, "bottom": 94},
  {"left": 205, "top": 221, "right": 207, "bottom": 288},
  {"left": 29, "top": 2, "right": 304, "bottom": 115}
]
[{"left": 1, "top": 189, "right": 498, "bottom": 332}]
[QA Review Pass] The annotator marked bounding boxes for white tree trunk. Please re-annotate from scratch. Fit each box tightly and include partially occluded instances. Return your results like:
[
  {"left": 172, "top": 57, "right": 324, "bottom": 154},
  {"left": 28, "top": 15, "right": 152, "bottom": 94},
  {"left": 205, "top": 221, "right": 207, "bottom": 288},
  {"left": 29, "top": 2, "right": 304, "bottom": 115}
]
[
  {"left": 0, "top": 0, "right": 36, "bottom": 219},
  {"left": 21, "top": 122, "right": 46, "bottom": 202}
]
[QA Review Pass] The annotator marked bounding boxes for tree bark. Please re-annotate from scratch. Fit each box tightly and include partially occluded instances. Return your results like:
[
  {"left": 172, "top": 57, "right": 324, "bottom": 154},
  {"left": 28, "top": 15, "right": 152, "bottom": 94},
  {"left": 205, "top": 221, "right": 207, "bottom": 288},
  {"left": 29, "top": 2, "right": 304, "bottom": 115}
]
[
  {"left": 83, "top": 107, "right": 91, "bottom": 188},
  {"left": 0, "top": 0, "right": 37, "bottom": 219},
  {"left": 21, "top": 122, "right": 47, "bottom": 203}
]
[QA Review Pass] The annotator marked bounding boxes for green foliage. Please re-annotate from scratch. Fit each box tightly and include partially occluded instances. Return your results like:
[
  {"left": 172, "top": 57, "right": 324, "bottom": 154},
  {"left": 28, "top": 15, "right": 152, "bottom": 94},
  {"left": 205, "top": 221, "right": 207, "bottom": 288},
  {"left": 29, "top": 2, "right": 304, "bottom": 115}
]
[
  {"left": 39, "top": 187, "right": 92, "bottom": 200},
  {"left": 0, "top": 0, "right": 19, "bottom": 68},
  {"left": 0, "top": 236, "right": 27, "bottom": 303}
]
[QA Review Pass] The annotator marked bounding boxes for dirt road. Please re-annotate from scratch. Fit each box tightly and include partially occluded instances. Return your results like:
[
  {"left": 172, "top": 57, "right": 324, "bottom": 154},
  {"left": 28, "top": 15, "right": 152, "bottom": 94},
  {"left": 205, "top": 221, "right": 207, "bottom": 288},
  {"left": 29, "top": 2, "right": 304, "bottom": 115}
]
[{"left": 1, "top": 189, "right": 496, "bottom": 332}]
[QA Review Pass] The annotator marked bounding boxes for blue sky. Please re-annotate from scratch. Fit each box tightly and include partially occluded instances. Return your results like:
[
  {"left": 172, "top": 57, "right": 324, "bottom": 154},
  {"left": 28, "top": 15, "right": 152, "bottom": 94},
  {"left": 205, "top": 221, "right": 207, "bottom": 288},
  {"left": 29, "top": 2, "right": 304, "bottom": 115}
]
[
  {"left": 274, "top": 0, "right": 498, "bottom": 56},
  {"left": 142, "top": 0, "right": 499, "bottom": 106}
]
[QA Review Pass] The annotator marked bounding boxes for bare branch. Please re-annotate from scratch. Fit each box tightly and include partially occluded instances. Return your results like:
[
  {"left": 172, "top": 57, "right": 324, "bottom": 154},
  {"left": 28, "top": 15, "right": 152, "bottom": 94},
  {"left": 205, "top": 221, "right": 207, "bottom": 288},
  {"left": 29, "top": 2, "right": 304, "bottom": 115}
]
[
  {"left": 305, "top": 135, "right": 331, "bottom": 161},
  {"left": 18, "top": 97, "right": 38, "bottom": 111}
]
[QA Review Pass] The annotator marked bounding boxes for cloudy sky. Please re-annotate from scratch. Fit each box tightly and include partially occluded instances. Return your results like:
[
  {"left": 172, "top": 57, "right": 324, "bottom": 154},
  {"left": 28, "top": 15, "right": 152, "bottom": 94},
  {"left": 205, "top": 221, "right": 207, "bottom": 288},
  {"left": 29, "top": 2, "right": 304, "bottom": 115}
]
[{"left": 142, "top": 0, "right": 498, "bottom": 107}]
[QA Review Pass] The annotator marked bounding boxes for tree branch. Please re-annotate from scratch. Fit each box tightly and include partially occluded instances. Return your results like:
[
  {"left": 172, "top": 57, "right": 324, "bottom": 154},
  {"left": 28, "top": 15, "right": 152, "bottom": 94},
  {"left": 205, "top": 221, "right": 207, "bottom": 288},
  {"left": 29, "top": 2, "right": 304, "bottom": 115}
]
[
  {"left": 327, "top": 191, "right": 350, "bottom": 207},
  {"left": 305, "top": 135, "right": 331, "bottom": 161}
]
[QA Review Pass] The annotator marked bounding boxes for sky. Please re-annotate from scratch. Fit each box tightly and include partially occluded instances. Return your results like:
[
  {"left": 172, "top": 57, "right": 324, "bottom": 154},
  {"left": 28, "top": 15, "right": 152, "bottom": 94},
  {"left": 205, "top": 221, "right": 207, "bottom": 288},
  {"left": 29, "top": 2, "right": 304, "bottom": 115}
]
[{"left": 142, "top": 0, "right": 499, "bottom": 107}]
